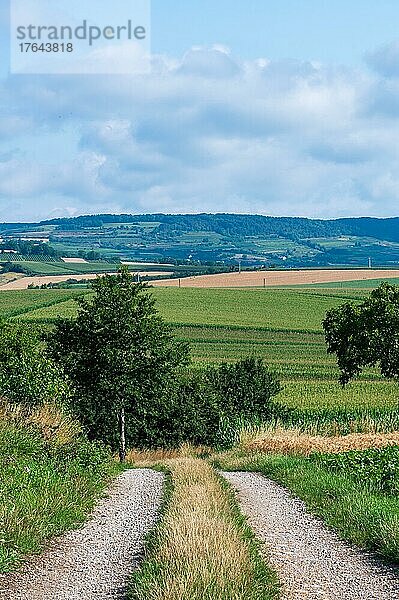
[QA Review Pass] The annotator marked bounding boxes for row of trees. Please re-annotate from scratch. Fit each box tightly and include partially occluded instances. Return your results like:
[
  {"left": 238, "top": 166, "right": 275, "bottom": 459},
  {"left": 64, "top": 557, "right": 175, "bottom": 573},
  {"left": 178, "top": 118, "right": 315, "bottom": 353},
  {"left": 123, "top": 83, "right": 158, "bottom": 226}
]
[{"left": 0, "top": 239, "right": 58, "bottom": 257}]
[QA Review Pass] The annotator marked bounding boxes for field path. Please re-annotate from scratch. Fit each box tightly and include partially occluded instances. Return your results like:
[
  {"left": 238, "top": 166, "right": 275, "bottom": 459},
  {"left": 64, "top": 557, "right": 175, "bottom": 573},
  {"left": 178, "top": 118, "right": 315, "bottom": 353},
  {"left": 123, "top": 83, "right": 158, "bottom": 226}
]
[
  {"left": 223, "top": 471, "right": 399, "bottom": 600},
  {"left": 0, "top": 469, "right": 164, "bottom": 600}
]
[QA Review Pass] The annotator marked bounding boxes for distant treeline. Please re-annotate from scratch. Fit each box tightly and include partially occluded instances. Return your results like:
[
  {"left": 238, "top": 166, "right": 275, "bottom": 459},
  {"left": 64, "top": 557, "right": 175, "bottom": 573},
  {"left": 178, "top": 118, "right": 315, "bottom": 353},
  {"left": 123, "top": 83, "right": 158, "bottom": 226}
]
[{"left": 39, "top": 213, "right": 399, "bottom": 243}]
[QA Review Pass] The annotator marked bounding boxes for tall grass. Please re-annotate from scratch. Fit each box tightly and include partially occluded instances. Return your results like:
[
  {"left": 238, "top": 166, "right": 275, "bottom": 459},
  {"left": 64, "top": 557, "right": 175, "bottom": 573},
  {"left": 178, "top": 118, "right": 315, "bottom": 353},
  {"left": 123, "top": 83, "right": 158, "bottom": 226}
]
[
  {"left": 129, "top": 457, "right": 279, "bottom": 600},
  {"left": 0, "top": 402, "right": 118, "bottom": 573},
  {"left": 236, "top": 426, "right": 399, "bottom": 455}
]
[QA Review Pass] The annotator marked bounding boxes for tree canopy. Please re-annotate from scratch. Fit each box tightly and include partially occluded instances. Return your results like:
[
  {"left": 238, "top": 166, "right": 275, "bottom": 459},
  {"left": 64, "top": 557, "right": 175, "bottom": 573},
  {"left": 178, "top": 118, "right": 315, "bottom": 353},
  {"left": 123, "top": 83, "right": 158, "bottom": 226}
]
[
  {"left": 323, "top": 283, "right": 399, "bottom": 385},
  {"left": 0, "top": 321, "right": 68, "bottom": 406},
  {"left": 46, "top": 268, "right": 189, "bottom": 456}
]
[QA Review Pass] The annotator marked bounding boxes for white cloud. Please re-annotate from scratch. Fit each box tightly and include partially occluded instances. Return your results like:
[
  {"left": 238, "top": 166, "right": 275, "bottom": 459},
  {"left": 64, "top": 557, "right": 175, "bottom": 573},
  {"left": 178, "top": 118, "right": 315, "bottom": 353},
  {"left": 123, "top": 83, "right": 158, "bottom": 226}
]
[{"left": 1, "top": 46, "right": 399, "bottom": 220}]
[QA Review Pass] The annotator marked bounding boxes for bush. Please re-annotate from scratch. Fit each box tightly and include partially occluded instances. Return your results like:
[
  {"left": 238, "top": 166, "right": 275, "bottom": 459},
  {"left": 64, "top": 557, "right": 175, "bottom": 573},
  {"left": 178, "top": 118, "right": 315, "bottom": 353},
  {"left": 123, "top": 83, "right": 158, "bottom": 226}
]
[
  {"left": 1, "top": 262, "right": 32, "bottom": 275},
  {"left": 204, "top": 357, "right": 282, "bottom": 421},
  {"left": 0, "top": 322, "right": 70, "bottom": 407},
  {"left": 128, "top": 358, "right": 282, "bottom": 450}
]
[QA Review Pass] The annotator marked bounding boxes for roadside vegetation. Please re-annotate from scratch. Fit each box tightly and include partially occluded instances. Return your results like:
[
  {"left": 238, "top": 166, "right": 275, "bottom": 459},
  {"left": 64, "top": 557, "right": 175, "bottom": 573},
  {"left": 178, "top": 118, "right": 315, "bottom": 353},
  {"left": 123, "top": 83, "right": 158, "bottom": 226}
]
[
  {"left": 0, "top": 402, "right": 117, "bottom": 573},
  {"left": 213, "top": 447, "right": 399, "bottom": 564},
  {"left": 129, "top": 456, "right": 279, "bottom": 600}
]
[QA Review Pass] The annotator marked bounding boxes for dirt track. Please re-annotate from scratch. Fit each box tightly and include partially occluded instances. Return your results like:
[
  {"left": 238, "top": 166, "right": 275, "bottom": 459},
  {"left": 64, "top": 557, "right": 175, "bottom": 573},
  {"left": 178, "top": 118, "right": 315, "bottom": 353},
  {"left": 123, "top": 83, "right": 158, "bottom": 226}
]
[
  {"left": 152, "top": 269, "right": 399, "bottom": 288},
  {"left": 0, "top": 469, "right": 164, "bottom": 600},
  {"left": 223, "top": 472, "right": 399, "bottom": 600}
]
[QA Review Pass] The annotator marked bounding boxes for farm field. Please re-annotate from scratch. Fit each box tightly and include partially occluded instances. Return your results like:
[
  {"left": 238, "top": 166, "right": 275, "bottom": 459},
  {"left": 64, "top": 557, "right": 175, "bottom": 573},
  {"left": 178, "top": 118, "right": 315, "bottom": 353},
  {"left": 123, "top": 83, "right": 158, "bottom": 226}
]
[
  {"left": 0, "top": 260, "right": 123, "bottom": 276},
  {"left": 300, "top": 277, "right": 399, "bottom": 289},
  {"left": 3, "top": 286, "right": 398, "bottom": 427},
  {"left": 0, "top": 289, "right": 84, "bottom": 319},
  {"left": 0, "top": 272, "right": 173, "bottom": 290},
  {"left": 13, "top": 287, "right": 364, "bottom": 329},
  {"left": 152, "top": 268, "right": 399, "bottom": 288}
]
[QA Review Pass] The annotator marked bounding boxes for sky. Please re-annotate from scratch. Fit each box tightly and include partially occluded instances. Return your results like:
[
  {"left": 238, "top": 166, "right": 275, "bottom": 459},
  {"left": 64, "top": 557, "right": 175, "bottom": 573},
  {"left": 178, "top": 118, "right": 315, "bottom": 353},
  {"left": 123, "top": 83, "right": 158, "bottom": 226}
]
[{"left": 1, "top": 1, "right": 399, "bottom": 221}]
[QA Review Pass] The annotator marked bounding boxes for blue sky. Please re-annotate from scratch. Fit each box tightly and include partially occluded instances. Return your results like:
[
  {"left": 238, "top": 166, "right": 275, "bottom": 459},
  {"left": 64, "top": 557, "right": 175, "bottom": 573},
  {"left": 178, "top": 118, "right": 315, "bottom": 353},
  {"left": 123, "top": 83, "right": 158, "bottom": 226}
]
[
  {"left": 152, "top": 1, "right": 399, "bottom": 66},
  {"left": 1, "top": 1, "right": 399, "bottom": 221}
]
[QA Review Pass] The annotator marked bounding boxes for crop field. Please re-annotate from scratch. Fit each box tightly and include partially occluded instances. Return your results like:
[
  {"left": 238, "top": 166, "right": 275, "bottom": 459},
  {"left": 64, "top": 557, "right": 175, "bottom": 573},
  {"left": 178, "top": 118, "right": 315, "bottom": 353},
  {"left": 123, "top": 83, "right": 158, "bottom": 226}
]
[
  {"left": 152, "top": 269, "right": 399, "bottom": 288},
  {"left": 0, "top": 289, "right": 84, "bottom": 319},
  {"left": 301, "top": 277, "right": 399, "bottom": 289},
  {"left": 15, "top": 288, "right": 360, "bottom": 330},
  {"left": 2, "top": 286, "right": 397, "bottom": 430}
]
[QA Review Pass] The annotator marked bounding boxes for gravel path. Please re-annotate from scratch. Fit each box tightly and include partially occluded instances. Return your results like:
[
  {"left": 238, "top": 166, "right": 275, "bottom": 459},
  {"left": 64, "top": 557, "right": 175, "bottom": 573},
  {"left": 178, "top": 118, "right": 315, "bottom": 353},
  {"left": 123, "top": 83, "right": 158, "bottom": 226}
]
[
  {"left": 0, "top": 469, "right": 164, "bottom": 600},
  {"left": 223, "top": 471, "right": 399, "bottom": 600}
]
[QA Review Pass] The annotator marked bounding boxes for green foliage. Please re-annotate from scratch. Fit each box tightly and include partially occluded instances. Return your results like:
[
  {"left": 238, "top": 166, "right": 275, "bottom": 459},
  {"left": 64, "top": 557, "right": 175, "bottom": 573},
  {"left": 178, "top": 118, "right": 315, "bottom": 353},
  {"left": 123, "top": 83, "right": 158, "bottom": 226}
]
[
  {"left": 0, "top": 239, "right": 58, "bottom": 257},
  {"left": 324, "top": 283, "right": 399, "bottom": 384},
  {"left": 129, "top": 369, "right": 223, "bottom": 448},
  {"left": 46, "top": 268, "right": 189, "bottom": 450},
  {"left": 0, "top": 322, "right": 69, "bottom": 406},
  {"left": 1, "top": 261, "right": 32, "bottom": 274},
  {"left": 0, "top": 412, "right": 115, "bottom": 573},
  {"left": 133, "top": 359, "right": 282, "bottom": 449},
  {"left": 314, "top": 446, "right": 399, "bottom": 496},
  {"left": 204, "top": 358, "right": 281, "bottom": 420}
]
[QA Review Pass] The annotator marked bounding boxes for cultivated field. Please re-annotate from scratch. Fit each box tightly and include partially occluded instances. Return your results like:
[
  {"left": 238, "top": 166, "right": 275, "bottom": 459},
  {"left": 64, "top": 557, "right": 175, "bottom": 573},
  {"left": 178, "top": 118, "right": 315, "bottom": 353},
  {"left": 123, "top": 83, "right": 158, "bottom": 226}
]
[
  {"left": 4, "top": 286, "right": 398, "bottom": 428},
  {"left": 153, "top": 268, "right": 399, "bottom": 288},
  {"left": 0, "top": 272, "right": 172, "bottom": 290}
]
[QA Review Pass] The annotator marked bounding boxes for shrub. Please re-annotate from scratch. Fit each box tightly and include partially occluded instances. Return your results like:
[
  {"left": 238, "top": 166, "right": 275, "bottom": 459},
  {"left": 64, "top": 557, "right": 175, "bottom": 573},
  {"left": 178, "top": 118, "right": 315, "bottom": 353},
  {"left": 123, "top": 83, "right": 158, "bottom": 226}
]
[
  {"left": 128, "top": 358, "right": 282, "bottom": 450},
  {"left": 0, "top": 322, "right": 70, "bottom": 407},
  {"left": 313, "top": 445, "right": 399, "bottom": 496},
  {"left": 204, "top": 357, "right": 282, "bottom": 421}
]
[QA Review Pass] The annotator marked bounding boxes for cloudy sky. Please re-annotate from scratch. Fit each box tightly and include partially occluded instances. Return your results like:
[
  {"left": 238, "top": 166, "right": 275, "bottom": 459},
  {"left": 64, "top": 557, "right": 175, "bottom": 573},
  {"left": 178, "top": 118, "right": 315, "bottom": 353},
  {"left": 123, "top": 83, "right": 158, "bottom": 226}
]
[{"left": 1, "top": 0, "right": 399, "bottom": 221}]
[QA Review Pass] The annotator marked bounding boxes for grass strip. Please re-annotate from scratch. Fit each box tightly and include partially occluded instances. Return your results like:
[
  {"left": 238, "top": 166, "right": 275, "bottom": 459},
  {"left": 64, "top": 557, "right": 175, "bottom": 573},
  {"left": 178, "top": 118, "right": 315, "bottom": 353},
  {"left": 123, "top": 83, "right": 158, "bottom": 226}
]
[
  {"left": 129, "top": 456, "right": 279, "bottom": 600},
  {"left": 213, "top": 451, "right": 399, "bottom": 565}
]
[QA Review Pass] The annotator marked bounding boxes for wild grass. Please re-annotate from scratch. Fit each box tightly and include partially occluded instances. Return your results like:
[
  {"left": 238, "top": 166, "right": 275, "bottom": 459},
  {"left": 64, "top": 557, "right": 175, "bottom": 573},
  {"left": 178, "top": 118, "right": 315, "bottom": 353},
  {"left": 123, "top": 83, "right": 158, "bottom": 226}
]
[
  {"left": 0, "top": 401, "right": 117, "bottom": 573},
  {"left": 129, "top": 457, "right": 279, "bottom": 600},
  {"left": 213, "top": 450, "right": 399, "bottom": 565},
  {"left": 236, "top": 426, "right": 399, "bottom": 455}
]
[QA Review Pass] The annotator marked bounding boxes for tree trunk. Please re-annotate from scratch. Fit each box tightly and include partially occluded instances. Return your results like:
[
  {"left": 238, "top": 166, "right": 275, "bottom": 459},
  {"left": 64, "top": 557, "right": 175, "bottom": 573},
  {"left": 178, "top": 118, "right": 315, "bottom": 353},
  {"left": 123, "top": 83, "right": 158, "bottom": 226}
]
[{"left": 119, "top": 407, "right": 126, "bottom": 463}]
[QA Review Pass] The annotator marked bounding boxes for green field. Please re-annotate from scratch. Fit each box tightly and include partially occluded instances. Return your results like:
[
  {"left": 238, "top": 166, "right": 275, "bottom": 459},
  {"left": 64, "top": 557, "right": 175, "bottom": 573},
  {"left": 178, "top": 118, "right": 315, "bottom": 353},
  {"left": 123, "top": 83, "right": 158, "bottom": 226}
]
[
  {"left": 0, "top": 289, "right": 85, "bottom": 319},
  {"left": 2, "top": 286, "right": 397, "bottom": 425},
  {"left": 0, "top": 260, "right": 123, "bottom": 276},
  {"left": 297, "top": 277, "right": 399, "bottom": 289}
]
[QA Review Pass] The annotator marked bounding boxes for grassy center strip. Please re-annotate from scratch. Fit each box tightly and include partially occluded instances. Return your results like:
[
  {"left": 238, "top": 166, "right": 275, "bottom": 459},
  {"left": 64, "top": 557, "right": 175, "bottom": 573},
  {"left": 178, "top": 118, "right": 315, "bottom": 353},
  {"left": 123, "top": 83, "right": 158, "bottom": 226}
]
[{"left": 129, "top": 457, "right": 279, "bottom": 600}]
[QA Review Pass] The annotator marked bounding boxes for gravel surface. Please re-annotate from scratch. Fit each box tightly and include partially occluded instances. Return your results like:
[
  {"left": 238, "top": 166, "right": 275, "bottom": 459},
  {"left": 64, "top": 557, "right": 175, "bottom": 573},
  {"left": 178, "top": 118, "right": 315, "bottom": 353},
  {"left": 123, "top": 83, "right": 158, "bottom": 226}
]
[
  {"left": 0, "top": 469, "right": 164, "bottom": 600},
  {"left": 223, "top": 471, "right": 399, "bottom": 600}
]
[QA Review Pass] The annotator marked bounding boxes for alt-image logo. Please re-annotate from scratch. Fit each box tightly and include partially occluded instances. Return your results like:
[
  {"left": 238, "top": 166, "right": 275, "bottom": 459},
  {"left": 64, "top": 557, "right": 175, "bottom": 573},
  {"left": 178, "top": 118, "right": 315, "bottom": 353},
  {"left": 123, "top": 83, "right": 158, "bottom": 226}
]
[{"left": 10, "top": 0, "right": 151, "bottom": 75}]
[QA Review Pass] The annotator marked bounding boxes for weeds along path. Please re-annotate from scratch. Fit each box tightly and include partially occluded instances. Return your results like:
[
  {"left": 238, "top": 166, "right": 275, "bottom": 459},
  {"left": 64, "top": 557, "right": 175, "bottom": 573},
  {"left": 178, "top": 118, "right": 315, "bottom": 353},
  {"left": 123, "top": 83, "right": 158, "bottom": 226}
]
[
  {"left": 0, "top": 469, "right": 164, "bottom": 600},
  {"left": 223, "top": 472, "right": 399, "bottom": 600}
]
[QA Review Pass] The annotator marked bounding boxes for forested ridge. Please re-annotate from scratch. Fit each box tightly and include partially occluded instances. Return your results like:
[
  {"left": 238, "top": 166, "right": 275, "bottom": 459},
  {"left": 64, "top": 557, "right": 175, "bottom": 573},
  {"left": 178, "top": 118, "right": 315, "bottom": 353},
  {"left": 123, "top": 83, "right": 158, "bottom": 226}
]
[{"left": 40, "top": 214, "right": 399, "bottom": 242}]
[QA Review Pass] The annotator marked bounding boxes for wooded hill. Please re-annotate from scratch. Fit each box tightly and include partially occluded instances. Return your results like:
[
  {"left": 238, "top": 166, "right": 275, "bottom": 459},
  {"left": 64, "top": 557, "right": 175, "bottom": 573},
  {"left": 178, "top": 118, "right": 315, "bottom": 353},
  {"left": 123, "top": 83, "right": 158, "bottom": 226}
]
[{"left": 2, "top": 213, "right": 399, "bottom": 267}]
